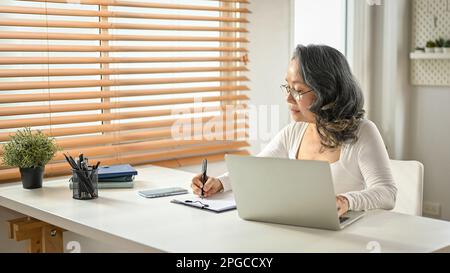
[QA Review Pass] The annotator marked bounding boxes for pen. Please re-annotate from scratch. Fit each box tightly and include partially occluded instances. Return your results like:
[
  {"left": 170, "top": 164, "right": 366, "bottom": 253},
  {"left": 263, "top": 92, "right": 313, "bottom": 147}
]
[
  {"left": 201, "top": 159, "right": 207, "bottom": 198},
  {"left": 88, "top": 161, "right": 101, "bottom": 183},
  {"left": 94, "top": 161, "right": 101, "bottom": 170}
]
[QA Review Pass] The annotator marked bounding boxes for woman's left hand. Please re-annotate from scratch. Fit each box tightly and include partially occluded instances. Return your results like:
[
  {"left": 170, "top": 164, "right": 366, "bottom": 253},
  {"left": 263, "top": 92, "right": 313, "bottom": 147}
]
[{"left": 336, "top": 195, "right": 349, "bottom": 217}]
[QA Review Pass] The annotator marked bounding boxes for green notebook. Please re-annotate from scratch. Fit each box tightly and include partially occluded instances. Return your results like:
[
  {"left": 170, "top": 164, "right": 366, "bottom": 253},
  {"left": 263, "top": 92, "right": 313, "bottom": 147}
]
[{"left": 98, "top": 175, "right": 135, "bottom": 182}]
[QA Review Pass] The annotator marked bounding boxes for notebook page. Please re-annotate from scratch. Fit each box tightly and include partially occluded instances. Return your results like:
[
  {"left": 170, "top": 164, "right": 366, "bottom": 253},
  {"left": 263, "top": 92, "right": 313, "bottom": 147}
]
[{"left": 173, "top": 191, "right": 236, "bottom": 211}]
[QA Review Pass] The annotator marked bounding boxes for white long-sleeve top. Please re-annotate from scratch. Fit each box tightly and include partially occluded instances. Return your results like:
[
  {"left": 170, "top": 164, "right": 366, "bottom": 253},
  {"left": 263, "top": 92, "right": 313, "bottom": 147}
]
[{"left": 218, "top": 119, "right": 397, "bottom": 212}]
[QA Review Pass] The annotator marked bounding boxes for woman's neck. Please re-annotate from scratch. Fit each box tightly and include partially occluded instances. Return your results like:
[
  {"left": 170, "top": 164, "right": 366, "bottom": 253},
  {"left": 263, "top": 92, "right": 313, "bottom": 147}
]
[
  {"left": 306, "top": 123, "right": 320, "bottom": 141},
  {"left": 306, "top": 122, "right": 340, "bottom": 153}
]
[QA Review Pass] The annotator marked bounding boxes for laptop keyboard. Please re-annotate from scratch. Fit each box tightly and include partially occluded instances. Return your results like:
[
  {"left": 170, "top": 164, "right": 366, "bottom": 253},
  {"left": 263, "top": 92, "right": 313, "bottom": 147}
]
[{"left": 339, "top": 217, "right": 349, "bottom": 223}]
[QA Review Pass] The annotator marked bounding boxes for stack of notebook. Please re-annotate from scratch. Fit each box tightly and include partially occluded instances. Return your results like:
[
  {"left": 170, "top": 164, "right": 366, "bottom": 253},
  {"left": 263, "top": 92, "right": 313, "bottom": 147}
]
[
  {"left": 97, "top": 164, "right": 138, "bottom": 188},
  {"left": 70, "top": 164, "right": 138, "bottom": 189}
]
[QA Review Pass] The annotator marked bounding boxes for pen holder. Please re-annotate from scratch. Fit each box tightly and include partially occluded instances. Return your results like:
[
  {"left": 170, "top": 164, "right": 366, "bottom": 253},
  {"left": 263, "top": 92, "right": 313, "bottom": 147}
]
[{"left": 71, "top": 168, "right": 98, "bottom": 200}]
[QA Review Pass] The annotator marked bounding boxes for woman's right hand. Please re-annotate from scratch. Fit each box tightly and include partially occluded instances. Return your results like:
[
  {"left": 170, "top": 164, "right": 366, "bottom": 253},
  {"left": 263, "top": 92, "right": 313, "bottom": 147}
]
[{"left": 191, "top": 174, "right": 224, "bottom": 198}]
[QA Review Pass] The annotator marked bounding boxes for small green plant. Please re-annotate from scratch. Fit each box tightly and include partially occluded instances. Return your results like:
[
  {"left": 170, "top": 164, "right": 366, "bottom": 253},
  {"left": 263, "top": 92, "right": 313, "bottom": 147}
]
[
  {"left": 2, "top": 128, "right": 59, "bottom": 168},
  {"left": 435, "top": 37, "right": 445, "bottom": 47},
  {"left": 444, "top": 40, "right": 450, "bottom": 48},
  {"left": 426, "top": 40, "right": 436, "bottom": 48}
]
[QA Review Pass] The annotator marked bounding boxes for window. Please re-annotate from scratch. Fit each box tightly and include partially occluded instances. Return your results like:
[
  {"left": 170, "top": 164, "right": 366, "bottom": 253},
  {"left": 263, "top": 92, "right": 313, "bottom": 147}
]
[
  {"left": 0, "top": 0, "right": 250, "bottom": 183},
  {"left": 294, "top": 0, "right": 347, "bottom": 55}
]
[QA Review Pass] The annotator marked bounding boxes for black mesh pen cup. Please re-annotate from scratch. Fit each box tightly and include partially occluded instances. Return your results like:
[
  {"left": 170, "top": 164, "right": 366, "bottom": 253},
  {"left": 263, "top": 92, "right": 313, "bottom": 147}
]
[{"left": 72, "top": 168, "right": 98, "bottom": 200}]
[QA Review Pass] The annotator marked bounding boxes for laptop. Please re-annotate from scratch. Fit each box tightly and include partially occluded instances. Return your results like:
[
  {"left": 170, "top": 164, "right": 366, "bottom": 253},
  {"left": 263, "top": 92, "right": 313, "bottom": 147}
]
[{"left": 225, "top": 155, "right": 365, "bottom": 230}]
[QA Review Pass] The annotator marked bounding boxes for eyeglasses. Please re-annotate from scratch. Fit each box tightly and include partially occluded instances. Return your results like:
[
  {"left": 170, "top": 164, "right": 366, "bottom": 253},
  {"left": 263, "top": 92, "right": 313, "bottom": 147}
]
[{"left": 280, "top": 84, "right": 314, "bottom": 101}]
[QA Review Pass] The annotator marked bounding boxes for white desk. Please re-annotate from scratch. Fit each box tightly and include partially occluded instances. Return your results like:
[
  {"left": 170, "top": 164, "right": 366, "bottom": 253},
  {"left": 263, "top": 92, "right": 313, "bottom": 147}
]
[{"left": 1, "top": 165, "right": 450, "bottom": 253}]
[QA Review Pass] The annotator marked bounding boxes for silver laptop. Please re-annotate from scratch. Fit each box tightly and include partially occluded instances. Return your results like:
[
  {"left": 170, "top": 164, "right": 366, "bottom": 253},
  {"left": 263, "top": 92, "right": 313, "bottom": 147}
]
[{"left": 225, "top": 155, "right": 365, "bottom": 230}]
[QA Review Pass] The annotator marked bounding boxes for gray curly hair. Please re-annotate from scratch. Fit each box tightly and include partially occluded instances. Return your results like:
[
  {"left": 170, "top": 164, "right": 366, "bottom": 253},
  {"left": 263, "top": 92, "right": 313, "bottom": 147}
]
[{"left": 293, "top": 44, "right": 365, "bottom": 149}]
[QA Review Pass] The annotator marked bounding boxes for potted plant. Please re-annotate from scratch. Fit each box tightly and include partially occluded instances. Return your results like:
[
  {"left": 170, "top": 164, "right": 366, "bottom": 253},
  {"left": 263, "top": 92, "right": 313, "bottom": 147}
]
[
  {"left": 444, "top": 39, "right": 450, "bottom": 53},
  {"left": 425, "top": 40, "right": 436, "bottom": 53},
  {"left": 1, "top": 128, "right": 59, "bottom": 189},
  {"left": 435, "top": 37, "right": 445, "bottom": 53}
]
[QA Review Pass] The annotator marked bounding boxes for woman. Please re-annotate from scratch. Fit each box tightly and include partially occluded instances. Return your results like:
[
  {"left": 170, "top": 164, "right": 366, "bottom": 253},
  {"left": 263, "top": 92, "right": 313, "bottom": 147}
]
[{"left": 191, "top": 44, "right": 397, "bottom": 216}]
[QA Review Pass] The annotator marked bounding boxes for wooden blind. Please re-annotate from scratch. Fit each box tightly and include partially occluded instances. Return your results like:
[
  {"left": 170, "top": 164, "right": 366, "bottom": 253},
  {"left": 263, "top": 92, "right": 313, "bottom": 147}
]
[{"left": 0, "top": 0, "right": 250, "bottom": 182}]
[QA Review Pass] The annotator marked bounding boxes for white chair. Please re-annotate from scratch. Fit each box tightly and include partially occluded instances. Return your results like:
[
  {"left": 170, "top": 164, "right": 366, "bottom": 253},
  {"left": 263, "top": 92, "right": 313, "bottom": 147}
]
[{"left": 390, "top": 160, "right": 424, "bottom": 216}]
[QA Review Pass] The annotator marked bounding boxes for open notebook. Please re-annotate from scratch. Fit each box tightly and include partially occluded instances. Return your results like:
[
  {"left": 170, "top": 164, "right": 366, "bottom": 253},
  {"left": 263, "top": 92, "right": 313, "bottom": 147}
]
[{"left": 171, "top": 192, "right": 236, "bottom": 213}]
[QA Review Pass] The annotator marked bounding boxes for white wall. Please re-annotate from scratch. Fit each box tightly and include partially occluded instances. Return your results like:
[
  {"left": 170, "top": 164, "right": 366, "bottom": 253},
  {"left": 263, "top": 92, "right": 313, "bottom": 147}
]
[
  {"left": 409, "top": 86, "right": 450, "bottom": 220},
  {"left": 294, "top": 0, "right": 347, "bottom": 54},
  {"left": 246, "top": 0, "right": 292, "bottom": 155}
]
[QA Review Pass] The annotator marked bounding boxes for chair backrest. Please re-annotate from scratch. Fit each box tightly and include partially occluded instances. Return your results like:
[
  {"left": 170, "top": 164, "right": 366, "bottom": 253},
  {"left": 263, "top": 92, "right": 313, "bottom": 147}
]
[{"left": 390, "top": 160, "right": 424, "bottom": 216}]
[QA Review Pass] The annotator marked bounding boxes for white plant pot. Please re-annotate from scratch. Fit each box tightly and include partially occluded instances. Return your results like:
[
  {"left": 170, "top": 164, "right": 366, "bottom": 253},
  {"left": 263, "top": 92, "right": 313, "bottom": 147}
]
[
  {"left": 444, "top": 48, "right": 450, "bottom": 53},
  {"left": 435, "top": 47, "right": 444, "bottom": 53},
  {"left": 425, "top": 47, "right": 435, "bottom": 53}
]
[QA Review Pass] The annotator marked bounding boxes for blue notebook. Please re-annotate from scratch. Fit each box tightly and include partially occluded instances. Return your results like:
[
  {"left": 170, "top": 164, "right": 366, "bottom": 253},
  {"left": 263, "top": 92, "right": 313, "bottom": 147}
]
[{"left": 97, "top": 164, "right": 138, "bottom": 179}]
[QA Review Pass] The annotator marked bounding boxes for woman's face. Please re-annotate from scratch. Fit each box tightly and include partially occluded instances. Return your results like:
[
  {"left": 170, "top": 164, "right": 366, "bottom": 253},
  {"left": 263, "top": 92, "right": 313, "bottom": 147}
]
[{"left": 285, "top": 58, "right": 316, "bottom": 123}]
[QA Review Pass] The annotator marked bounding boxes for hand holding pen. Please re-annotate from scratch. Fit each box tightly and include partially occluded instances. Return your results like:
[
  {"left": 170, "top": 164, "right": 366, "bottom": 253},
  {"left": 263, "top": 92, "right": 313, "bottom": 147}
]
[{"left": 190, "top": 159, "right": 224, "bottom": 198}]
